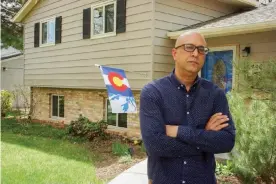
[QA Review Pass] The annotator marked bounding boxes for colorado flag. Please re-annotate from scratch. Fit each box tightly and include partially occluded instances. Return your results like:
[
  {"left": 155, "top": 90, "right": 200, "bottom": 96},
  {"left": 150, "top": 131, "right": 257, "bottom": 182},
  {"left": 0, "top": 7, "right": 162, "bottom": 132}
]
[{"left": 99, "top": 65, "right": 137, "bottom": 113}]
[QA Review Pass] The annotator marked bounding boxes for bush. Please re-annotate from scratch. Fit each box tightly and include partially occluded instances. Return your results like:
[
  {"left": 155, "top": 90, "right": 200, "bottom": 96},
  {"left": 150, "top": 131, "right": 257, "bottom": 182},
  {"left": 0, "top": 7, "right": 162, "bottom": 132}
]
[
  {"left": 112, "top": 141, "right": 130, "bottom": 156},
  {"left": 227, "top": 92, "right": 276, "bottom": 183},
  {"left": 67, "top": 114, "right": 108, "bottom": 141},
  {"left": 141, "top": 142, "right": 147, "bottom": 153},
  {"left": 215, "top": 160, "right": 234, "bottom": 177},
  {"left": 1, "top": 90, "right": 14, "bottom": 117}
]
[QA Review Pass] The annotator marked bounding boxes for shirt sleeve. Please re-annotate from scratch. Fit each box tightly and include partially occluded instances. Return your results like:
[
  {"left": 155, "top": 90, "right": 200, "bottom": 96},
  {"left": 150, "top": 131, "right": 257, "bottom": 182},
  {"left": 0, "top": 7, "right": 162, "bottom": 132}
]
[
  {"left": 176, "top": 88, "right": 236, "bottom": 154},
  {"left": 140, "top": 84, "right": 202, "bottom": 157}
]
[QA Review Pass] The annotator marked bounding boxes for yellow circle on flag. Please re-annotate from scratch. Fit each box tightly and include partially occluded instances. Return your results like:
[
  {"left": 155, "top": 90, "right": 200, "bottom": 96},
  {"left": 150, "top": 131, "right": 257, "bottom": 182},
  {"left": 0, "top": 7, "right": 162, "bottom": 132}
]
[{"left": 113, "top": 77, "right": 123, "bottom": 87}]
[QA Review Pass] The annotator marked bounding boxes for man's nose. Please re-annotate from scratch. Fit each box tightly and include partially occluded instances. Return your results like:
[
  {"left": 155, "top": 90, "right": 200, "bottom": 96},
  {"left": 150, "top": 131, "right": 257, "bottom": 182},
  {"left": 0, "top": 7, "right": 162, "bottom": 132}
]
[{"left": 192, "top": 48, "right": 199, "bottom": 57}]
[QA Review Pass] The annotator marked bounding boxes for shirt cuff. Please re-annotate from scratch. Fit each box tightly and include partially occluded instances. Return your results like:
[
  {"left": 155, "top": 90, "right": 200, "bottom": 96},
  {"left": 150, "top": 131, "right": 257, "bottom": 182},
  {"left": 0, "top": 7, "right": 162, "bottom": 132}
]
[
  {"left": 177, "top": 125, "right": 196, "bottom": 143},
  {"left": 177, "top": 126, "right": 204, "bottom": 150}
]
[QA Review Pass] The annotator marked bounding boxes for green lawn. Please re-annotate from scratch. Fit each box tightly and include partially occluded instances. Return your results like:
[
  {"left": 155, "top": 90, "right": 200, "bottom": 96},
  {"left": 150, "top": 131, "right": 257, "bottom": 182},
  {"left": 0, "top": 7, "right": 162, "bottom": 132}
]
[{"left": 1, "top": 118, "right": 106, "bottom": 184}]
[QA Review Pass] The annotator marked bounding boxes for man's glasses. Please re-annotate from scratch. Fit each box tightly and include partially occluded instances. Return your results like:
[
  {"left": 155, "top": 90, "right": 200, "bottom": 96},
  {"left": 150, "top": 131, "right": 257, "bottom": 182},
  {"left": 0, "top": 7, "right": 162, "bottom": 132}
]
[{"left": 175, "top": 44, "right": 209, "bottom": 55}]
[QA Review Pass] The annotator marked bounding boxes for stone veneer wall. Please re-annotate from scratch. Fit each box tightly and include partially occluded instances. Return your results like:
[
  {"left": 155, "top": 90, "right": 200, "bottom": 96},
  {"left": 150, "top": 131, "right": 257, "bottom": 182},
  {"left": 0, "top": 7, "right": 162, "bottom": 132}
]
[{"left": 31, "top": 87, "right": 141, "bottom": 138}]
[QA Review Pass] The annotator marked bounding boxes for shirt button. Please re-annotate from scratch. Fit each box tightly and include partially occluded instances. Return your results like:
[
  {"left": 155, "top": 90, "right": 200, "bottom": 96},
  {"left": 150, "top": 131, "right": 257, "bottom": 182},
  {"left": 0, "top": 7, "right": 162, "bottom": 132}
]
[
  {"left": 186, "top": 95, "right": 189, "bottom": 97},
  {"left": 181, "top": 85, "right": 183, "bottom": 87},
  {"left": 184, "top": 161, "right": 187, "bottom": 164},
  {"left": 182, "top": 181, "right": 186, "bottom": 184},
  {"left": 187, "top": 112, "right": 190, "bottom": 115},
  {"left": 197, "top": 147, "right": 200, "bottom": 150},
  {"left": 178, "top": 87, "right": 180, "bottom": 90}
]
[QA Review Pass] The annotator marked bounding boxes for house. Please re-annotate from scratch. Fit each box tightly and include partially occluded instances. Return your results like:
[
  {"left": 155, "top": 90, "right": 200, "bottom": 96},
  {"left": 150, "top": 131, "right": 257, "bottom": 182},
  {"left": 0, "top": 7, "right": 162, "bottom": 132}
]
[
  {"left": 1, "top": 44, "right": 26, "bottom": 108},
  {"left": 12, "top": 0, "right": 276, "bottom": 138}
]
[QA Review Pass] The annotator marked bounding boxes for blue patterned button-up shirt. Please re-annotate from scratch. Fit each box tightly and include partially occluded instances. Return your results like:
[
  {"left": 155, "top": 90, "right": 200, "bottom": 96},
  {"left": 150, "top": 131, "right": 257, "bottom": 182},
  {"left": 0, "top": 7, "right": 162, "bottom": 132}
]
[{"left": 139, "top": 70, "right": 236, "bottom": 184}]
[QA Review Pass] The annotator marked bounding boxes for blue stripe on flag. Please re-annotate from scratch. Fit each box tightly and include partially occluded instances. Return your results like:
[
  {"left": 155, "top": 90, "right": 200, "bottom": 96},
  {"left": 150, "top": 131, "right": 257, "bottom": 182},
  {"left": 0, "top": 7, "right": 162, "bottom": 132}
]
[
  {"left": 106, "top": 85, "right": 133, "bottom": 97},
  {"left": 101, "top": 66, "right": 127, "bottom": 78}
]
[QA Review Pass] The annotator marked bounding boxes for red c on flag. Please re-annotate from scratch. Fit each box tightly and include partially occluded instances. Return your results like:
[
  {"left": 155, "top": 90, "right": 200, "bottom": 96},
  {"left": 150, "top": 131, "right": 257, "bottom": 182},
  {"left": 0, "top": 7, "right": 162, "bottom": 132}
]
[{"left": 108, "top": 72, "right": 128, "bottom": 91}]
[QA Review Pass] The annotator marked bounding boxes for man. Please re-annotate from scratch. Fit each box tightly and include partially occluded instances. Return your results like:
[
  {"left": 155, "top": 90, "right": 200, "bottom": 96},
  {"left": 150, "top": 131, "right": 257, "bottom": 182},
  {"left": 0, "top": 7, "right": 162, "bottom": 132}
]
[{"left": 139, "top": 31, "right": 236, "bottom": 184}]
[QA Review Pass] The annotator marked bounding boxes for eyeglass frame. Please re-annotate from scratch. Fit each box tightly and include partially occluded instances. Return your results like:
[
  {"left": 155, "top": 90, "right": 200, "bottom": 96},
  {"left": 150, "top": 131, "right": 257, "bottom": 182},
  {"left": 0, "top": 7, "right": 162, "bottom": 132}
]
[{"left": 175, "top": 44, "right": 209, "bottom": 55}]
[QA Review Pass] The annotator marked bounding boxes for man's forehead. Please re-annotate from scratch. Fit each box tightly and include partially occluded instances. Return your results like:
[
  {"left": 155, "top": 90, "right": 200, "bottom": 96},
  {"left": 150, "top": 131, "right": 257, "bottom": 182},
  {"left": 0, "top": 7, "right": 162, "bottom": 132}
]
[{"left": 175, "top": 32, "right": 207, "bottom": 46}]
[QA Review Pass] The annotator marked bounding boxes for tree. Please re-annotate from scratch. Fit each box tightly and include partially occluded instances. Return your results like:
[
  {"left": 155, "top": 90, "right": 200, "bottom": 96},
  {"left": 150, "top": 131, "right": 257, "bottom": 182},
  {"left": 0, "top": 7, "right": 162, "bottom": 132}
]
[{"left": 1, "top": 0, "right": 26, "bottom": 51}]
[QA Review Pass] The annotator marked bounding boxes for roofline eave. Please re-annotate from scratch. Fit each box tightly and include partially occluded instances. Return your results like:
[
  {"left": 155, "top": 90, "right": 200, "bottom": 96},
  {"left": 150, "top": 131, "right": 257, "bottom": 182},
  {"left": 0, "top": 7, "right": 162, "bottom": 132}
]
[{"left": 167, "top": 20, "right": 276, "bottom": 39}]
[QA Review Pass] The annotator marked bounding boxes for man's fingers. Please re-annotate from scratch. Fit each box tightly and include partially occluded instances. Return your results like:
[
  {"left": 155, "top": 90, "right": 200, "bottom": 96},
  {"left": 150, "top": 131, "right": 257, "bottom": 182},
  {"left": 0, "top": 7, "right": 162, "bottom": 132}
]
[
  {"left": 208, "top": 114, "right": 223, "bottom": 126},
  {"left": 213, "top": 115, "right": 228, "bottom": 123},
  {"left": 209, "top": 113, "right": 223, "bottom": 122},
  {"left": 214, "top": 123, "right": 229, "bottom": 131},
  {"left": 209, "top": 115, "right": 228, "bottom": 126},
  {"left": 213, "top": 117, "right": 229, "bottom": 127},
  {"left": 207, "top": 116, "right": 229, "bottom": 130}
]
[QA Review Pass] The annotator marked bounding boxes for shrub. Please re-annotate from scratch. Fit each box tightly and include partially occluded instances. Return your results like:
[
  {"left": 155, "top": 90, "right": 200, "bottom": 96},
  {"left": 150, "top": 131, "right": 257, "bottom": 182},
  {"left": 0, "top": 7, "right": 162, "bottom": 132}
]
[
  {"left": 67, "top": 114, "right": 108, "bottom": 141},
  {"left": 215, "top": 160, "right": 234, "bottom": 176},
  {"left": 227, "top": 92, "right": 276, "bottom": 183},
  {"left": 112, "top": 141, "right": 130, "bottom": 156},
  {"left": 141, "top": 142, "right": 147, "bottom": 153},
  {"left": 1, "top": 90, "right": 14, "bottom": 117}
]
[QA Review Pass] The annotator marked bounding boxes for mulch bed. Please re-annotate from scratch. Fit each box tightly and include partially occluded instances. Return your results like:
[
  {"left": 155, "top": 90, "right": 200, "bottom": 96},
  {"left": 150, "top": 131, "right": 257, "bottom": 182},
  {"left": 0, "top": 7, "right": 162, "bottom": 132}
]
[
  {"left": 88, "top": 136, "right": 244, "bottom": 183},
  {"left": 87, "top": 136, "right": 147, "bottom": 181},
  {"left": 217, "top": 176, "right": 242, "bottom": 184}
]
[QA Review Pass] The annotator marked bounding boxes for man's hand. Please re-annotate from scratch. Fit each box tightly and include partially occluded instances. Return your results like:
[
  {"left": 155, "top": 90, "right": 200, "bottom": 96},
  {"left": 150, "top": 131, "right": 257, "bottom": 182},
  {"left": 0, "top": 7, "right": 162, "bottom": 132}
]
[
  {"left": 166, "top": 125, "right": 179, "bottom": 138},
  {"left": 205, "top": 113, "right": 229, "bottom": 131}
]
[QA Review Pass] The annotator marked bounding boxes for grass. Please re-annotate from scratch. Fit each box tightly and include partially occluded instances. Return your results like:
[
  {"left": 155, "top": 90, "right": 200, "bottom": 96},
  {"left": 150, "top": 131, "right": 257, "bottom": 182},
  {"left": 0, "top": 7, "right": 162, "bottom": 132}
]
[{"left": 1, "top": 118, "right": 106, "bottom": 184}]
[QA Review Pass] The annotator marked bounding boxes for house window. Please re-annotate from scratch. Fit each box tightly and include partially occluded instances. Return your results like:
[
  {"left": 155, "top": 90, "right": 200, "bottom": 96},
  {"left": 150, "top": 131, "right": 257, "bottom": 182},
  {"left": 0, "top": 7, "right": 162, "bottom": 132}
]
[
  {"left": 91, "top": 1, "right": 116, "bottom": 38},
  {"left": 40, "top": 18, "right": 55, "bottom": 45},
  {"left": 51, "top": 95, "right": 64, "bottom": 118},
  {"left": 106, "top": 99, "right": 127, "bottom": 128}
]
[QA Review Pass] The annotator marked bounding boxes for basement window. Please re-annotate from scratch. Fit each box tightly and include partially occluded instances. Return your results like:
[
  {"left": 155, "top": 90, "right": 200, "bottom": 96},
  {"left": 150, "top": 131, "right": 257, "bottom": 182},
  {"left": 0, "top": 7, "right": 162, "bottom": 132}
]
[{"left": 51, "top": 95, "right": 64, "bottom": 118}]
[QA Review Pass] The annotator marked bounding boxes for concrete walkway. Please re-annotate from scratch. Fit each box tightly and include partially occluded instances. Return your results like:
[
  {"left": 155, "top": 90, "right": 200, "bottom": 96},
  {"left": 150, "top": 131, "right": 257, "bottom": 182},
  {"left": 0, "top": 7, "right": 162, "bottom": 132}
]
[
  {"left": 108, "top": 159, "right": 148, "bottom": 184},
  {"left": 108, "top": 153, "right": 229, "bottom": 184}
]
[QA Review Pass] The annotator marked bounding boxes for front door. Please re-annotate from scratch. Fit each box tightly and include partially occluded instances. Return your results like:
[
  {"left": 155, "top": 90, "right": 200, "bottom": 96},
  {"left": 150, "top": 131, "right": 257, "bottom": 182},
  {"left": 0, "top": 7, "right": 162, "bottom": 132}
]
[{"left": 201, "top": 47, "right": 235, "bottom": 93}]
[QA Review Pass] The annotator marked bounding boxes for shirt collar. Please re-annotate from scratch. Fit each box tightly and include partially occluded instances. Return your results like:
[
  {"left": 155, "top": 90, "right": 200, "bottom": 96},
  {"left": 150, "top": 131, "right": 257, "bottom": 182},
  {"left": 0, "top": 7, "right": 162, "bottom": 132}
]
[{"left": 169, "top": 68, "right": 201, "bottom": 90}]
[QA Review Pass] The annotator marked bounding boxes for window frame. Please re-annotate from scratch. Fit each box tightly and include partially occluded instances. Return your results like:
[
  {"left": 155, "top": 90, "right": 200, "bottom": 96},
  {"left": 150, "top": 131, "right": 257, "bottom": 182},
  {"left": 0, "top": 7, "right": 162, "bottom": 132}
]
[
  {"left": 105, "top": 99, "right": 127, "bottom": 129},
  {"left": 39, "top": 16, "right": 56, "bottom": 47},
  {"left": 51, "top": 94, "right": 64, "bottom": 119},
  {"left": 90, "top": 0, "right": 117, "bottom": 39},
  {"left": 199, "top": 45, "right": 238, "bottom": 91}
]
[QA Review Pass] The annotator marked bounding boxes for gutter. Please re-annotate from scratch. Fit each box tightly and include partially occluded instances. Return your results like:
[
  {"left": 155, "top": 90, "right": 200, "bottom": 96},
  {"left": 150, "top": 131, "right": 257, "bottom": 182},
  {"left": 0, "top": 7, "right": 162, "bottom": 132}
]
[
  {"left": 167, "top": 20, "right": 276, "bottom": 39},
  {"left": 12, "top": 0, "right": 40, "bottom": 23},
  {"left": 1, "top": 53, "right": 23, "bottom": 61}
]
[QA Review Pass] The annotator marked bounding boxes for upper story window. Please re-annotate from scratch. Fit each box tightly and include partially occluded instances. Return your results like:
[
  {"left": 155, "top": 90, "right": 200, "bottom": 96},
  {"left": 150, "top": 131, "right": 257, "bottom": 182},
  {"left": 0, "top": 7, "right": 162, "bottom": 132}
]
[
  {"left": 91, "top": 1, "right": 116, "bottom": 38},
  {"left": 40, "top": 18, "right": 55, "bottom": 46},
  {"left": 34, "top": 16, "right": 62, "bottom": 48},
  {"left": 82, "top": 0, "right": 126, "bottom": 40}
]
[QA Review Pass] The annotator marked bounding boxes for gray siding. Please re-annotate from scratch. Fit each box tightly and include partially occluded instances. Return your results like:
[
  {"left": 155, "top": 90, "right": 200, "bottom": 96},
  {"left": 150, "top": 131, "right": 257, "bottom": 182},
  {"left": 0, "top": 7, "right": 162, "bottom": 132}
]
[
  {"left": 152, "top": 0, "right": 239, "bottom": 79},
  {"left": 23, "top": 0, "right": 153, "bottom": 90},
  {"left": 1, "top": 55, "right": 29, "bottom": 108},
  {"left": 207, "top": 31, "right": 276, "bottom": 62}
]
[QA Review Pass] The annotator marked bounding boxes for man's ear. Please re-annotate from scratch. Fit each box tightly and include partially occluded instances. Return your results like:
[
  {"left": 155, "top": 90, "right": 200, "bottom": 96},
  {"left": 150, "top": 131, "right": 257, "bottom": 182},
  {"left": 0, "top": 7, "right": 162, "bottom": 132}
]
[{"left": 172, "top": 48, "right": 177, "bottom": 60}]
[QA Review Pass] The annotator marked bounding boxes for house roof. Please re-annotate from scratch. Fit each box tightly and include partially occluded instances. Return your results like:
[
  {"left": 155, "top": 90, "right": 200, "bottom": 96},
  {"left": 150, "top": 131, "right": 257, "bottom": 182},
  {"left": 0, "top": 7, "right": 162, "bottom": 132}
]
[
  {"left": 1, "top": 43, "right": 23, "bottom": 60},
  {"left": 12, "top": 0, "right": 41, "bottom": 23},
  {"left": 12, "top": 0, "right": 258, "bottom": 23},
  {"left": 217, "top": 0, "right": 258, "bottom": 7},
  {"left": 167, "top": 2, "right": 276, "bottom": 39}
]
